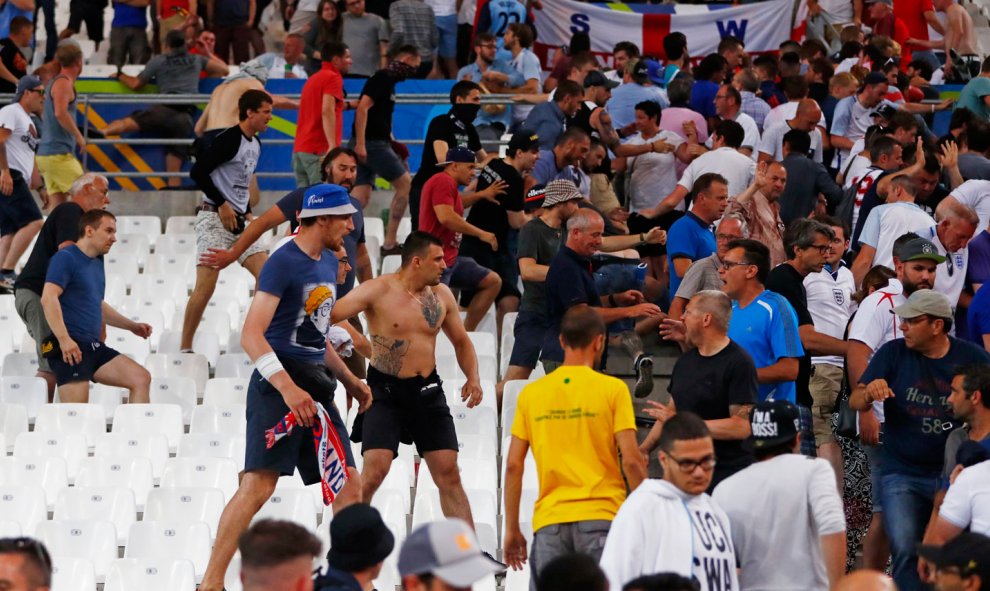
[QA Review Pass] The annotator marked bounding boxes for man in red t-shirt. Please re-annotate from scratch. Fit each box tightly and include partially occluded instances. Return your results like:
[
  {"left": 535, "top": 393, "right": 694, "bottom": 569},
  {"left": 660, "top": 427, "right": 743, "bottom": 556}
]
[
  {"left": 866, "top": 0, "right": 913, "bottom": 67},
  {"left": 419, "top": 146, "right": 502, "bottom": 331},
  {"left": 293, "top": 41, "right": 352, "bottom": 187}
]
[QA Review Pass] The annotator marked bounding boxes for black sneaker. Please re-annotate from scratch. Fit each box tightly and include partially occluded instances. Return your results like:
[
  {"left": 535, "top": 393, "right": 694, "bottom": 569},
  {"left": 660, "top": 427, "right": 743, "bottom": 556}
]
[{"left": 633, "top": 355, "right": 654, "bottom": 399}]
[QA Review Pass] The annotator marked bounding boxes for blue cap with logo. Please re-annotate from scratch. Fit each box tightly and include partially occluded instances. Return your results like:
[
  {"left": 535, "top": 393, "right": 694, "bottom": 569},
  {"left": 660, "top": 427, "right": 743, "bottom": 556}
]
[
  {"left": 437, "top": 146, "right": 477, "bottom": 167},
  {"left": 299, "top": 183, "right": 358, "bottom": 218}
]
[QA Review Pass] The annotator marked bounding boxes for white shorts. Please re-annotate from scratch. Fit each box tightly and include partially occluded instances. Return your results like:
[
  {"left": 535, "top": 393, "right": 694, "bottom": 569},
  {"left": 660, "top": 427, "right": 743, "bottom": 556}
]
[{"left": 194, "top": 210, "right": 266, "bottom": 265}]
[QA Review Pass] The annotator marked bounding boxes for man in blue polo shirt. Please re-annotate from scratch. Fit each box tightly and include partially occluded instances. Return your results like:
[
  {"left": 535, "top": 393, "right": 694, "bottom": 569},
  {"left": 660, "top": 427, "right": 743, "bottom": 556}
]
[
  {"left": 720, "top": 238, "right": 803, "bottom": 403},
  {"left": 541, "top": 207, "right": 662, "bottom": 375},
  {"left": 666, "top": 173, "right": 728, "bottom": 298}
]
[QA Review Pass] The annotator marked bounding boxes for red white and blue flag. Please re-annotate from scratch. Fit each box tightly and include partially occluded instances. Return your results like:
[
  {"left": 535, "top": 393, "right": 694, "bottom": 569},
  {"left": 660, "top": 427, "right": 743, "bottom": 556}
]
[{"left": 265, "top": 403, "right": 349, "bottom": 505}]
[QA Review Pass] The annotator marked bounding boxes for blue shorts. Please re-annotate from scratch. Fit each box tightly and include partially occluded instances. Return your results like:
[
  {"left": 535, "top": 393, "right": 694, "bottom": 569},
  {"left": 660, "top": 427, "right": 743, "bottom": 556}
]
[
  {"left": 50, "top": 341, "right": 120, "bottom": 386},
  {"left": 350, "top": 139, "right": 407, "bottom": 186},
  {"left": 0, "top": 172, "right": 43, "bottom": 236},
  {"left": 436, "top": 14, "right": 458, "bottom": 58},
  {"left": 440, "top": 256, "right": 491, "bottom": 290},
  {"left": 799, "top": 404, "right": 817, "bottom": 457},
  {"left": 508, "top": 310, "right": 547, "bottom": 369},
  {"left": 244, "top": 357, "right": 355, "bottom": 484}
]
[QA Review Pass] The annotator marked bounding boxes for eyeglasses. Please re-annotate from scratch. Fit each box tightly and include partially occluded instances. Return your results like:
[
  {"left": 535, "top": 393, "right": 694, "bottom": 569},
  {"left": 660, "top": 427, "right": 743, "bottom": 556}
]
[
  {"left": 804, "top": 243, "right": 831, "bottom": 254},
  {"left": 338, "top": 257, "right": 350, "bottom": 266},
  {"left": 0, "top": 537, "right": 52, "bottom": 574},
  {"left": 664, "top": 452, "right": 717, "bottom": 473},
  {"left": 719, "top": 259, "right": 751, "bottom": 270},
  {"left": 28, "top": 88, "right": 44, "bottom": 96},
  {"left": 478, "top": 44, "right": 497, "bottom": 49}
]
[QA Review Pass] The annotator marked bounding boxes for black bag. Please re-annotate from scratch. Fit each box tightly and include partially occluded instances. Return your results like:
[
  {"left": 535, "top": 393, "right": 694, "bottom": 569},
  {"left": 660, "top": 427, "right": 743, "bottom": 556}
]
[{"left": 834, "top": 370, "right": 858, "bottom": 439}]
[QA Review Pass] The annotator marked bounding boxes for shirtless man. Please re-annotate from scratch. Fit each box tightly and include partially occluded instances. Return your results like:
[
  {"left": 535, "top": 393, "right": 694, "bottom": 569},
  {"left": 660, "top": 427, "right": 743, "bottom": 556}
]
[
  {"left": 909, "top": 0, "right": 980, "bottom": 82},
  {"left": 330, "top": 231, "right": 482, "bottom": 526}
]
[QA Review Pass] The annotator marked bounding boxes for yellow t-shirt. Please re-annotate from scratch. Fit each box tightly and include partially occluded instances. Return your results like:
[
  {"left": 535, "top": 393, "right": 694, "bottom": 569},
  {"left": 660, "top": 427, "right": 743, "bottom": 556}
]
[{"left": 511, "top": 365, "right": 637, "bottom": 531}]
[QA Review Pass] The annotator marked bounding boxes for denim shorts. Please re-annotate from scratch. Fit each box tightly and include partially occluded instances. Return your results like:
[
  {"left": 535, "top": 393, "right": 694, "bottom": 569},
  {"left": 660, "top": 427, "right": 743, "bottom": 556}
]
[
  {"left": 350, "top": 139, "right": 407, "bottom": 186},
  {"left": 435, "top": 14, "right": 458, "bottom": 58}
]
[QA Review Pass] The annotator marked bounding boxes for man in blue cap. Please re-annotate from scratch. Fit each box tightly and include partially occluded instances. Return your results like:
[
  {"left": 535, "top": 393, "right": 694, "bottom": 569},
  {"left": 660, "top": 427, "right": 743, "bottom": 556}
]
[{"left": 200, "top": 183, "right": 371, "bottom": 591}]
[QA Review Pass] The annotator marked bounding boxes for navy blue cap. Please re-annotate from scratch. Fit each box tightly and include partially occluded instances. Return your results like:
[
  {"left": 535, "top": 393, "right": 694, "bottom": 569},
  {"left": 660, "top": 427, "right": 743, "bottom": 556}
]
[{"left": 437, "top": 146, "right": 476, "bottom": 166}]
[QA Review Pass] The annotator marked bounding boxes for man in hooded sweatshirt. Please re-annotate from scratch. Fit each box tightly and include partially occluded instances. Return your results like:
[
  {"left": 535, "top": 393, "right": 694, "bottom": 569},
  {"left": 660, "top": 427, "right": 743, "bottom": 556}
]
[{"left": 599, "top": 412, "right": 738, "bottom": 591}]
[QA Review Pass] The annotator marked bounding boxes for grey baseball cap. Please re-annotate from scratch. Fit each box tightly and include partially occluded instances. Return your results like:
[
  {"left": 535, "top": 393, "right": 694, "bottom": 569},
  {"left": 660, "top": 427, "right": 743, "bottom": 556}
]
[
  {"left": 892, "top": 289, "right": 953, "bottom": 320},
  {"left": 397, "top": 519, "right": 504, "bottom": 586},
  {"left": 896, "top": 237, "right": 946, "bottom": 264}
]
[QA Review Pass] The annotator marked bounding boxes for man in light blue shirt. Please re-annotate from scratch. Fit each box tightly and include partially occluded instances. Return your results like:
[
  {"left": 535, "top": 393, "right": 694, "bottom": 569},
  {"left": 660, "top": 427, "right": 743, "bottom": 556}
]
[
  {"left": 606, "top": 59, "right": 670, "bottom": 131},
  {"left": 524, "top": 80, "right": 583, "bottom": 150},
  {"left": 457, "top": 32, "right": 524, "bottom": 149}
]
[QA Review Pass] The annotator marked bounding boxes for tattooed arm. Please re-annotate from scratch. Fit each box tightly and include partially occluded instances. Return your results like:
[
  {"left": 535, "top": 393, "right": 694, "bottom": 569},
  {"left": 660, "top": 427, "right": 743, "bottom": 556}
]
[
  {"left": 438, "top": 284, "right": 483, "bottom": 408},
  {"left": 370, "top": 334, "right": 409, "bottom": 376},
  {"left": 705, "top": 404, "right": 753, "bottom": 440}
]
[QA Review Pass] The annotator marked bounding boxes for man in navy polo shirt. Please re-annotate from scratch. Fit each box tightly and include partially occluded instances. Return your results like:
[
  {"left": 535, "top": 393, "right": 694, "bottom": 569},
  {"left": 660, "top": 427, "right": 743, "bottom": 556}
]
[
  {"left": 541, "top": 208, "right": 662, "bottom": 374},
  {"left": 665, "top": 173, "right": 728, "bottom": 298}
]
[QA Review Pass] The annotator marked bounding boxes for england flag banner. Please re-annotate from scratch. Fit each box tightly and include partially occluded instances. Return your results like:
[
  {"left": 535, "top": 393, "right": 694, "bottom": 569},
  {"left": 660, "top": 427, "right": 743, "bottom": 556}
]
[{"left": 532, "top": 0, "right": 800, "bottom": 68}]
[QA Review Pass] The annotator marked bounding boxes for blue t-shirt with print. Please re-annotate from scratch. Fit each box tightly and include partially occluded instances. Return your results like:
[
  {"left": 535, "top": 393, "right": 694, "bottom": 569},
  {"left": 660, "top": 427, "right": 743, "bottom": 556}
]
[
  {"left": 44, "top": 245, "right": 106, "bottom": 343},
  {"left": 862, "top": 337, "right": 990, "bottom": 477},
  {"left": 259, "top": 239, "right": 339, "bottom": 363},
  {"left": 727, "top": 290, "right": 804, "bottom": 403},
  {"left": 666, "top": 212, "right": 716, "bottom": 297}
]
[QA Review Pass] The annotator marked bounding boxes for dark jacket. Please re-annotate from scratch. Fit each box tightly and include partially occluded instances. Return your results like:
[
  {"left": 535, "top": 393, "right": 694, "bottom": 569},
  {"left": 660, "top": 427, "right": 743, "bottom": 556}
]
[
  {"left": 779, "top": 152, "right": 843, "bottom": 225},
  {"left": 315, "top": 567, "right": 364, "bottom": 591}
]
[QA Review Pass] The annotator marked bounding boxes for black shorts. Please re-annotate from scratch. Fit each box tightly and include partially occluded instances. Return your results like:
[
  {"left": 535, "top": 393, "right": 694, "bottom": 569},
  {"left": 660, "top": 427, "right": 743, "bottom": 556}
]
[
  {"left": 351, "top": 365, "right": 458, "bottom": 457},
  {"left": 508, "top": 310, "right": 546, "bottom": 369},
  {"left": 458, "top": 239, "right": 521, "bottom": 302},
  {"left": 67, "top": 0, "right": 107, "bottom": 43},
  {"left": 49, "top": 341, "right": 120, "bottom": 386},
  {"left": 132, "top": 105, "right": 195, "bottom": 159},
  {"left": 440, "top": 256, "right": 491, "bottom": 291},
  {"left": 244, "top": 357, "right": 356, "bottom": 483},
  {"left": 0, "top": 172, "right": 43, "bottom": 236}
]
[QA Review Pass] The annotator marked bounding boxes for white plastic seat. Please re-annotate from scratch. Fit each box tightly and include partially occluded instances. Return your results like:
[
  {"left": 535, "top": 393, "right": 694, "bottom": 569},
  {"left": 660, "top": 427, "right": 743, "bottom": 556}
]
[
  {"left": 505, "top": 565, "right": 531, "bottom": 591},
  {"left": 412, "top": 489, "right": 498, "bottom": 555},
  {"left": 165, "top": 216, "right": 197, "bottom": 235},
  {"left": 375, "top": 462, "right": 412, "bottom": 514},
  {"left": 148, "top": 377, "right": 198, "bottom": 425},
  {"left": 381, "top": 254, "right": 401, "bottom": 275},
  {"left": 143, "top": 253, "right": 195, "bottom": 290},
  {"left": 254, "top": 488, "right": 318, "bottom": 532},
  {"left": 34, "top": 403, "right": 107, "bottom": 445},
  {"left": 364, "top": 217, "right": 384, "bottom": 244},
  {"left": 104, "top": 275, "right": 128, "bottom": 308},
  {"left": 0, "top": 402, "right": 28, "bottom": 450},
  {"left": 156, "top": 331, "right": 221, "bottom": 368},
  {"left": 125, "top": 521, "right": 212, "bottom": 583},
  {"left": 0, "top": 485, "right": 46, "bottom": 535},
  {"left": 114, "top": 234, "right": 151, "bottom": 269},
  {"left": 449, "top": 406, "right": 499, "bottom": 449},
  {"left": 202, "top": 378, "right": 250, "bottom": 406},
  {"left": 417, "top": 458, "right": 498, "bottom": 497},
  {"left": 104, "top": 558, "right": 197, "bottom": 591},
  {"left": 145, "top": 353, "right": 210, "bottom": 394},
  {"left": 36, "top": 519, "right": 118, "bottom": 583},
  {"left": 54, "top": 487, "right": 137, "bottom": 545},
  {"left": 177, "top": 432, "right": 246, "bottom": 471},
  {"left": 104, "top": 329, "right": 151, "bottom": 365},
  {"left": 117, "top": 216, "right": 162, "bottom": 247},
  {"left": 455, "top": 433, "right": 499, "bottom": 462},
  {"left": 214, "top": 271, "right": 251, "bottom": 310},
  {"left": 397, "top": 217, "right": 412, "bottom": 243},
  {"left": 144, "top": 487, "right": 225, "bottom": 539},
  {"left": 0, "top": 376, "right": 48, "bottom": 424},
  {"left": 437, "top": 353, "right": 497, "bottom": 383},
  {"left": 56, "top": 384, "right": 120, "bottom": 424},
  {"left": 50, "top": 557, "right": 98, "bottom": 591},
  {"left": 161, "top": 457, "right": 239, "bottom": 504},
  {"left": 501, "top": 379, "right": 530, "bottom": 433},
  {"left": 0, "top": 293, "right": 13, "bottom": 316},
  {"left": 121, "top": 297, "right": 176, "bottom": 333},
  {"left": 370, "top": 489, "right": 408, "bottom": 536},
  {"left": 93, "top": 433, "right": 170, "bottom": 482},
  {"left": 215, "top": 353, "right": 254, "bottom": 379},
  {"left": 444, "top": 378, "right": 497, "bottom": 412},
  {"left": 75, "top": 456, "right": 155, "bottom": 511},
  {"left": 112, "top": 404, "right": 184, "bottom": 452},
  {"left": 226, "top": 331, "right": 244, "bottom": 354},
  {"left": 473, "top": 576, "right": 498, "bottom": 591},
  {"left": 13, "top": 432, "right": 87, "bottom": 482},
  {"left": 0, "top": 456, "right": 69, "bottom": 510},
  {"left": 0, "top": 314, "right": 27, "bottom": 354},
  {"left": 155, "top": 233, "right": 195, "bottom": 256},
  {"left": 501, "top": 437, "right": 539, "bottom": 491},
  {"left": 205, "top": 297, "right": 241, "bottom": 330},
  {"left": 118, "top": 308, "right": 165, "bottom": 352},
  {"left": 131, "top": 274, "right": 188, "bottom": 303},
  {"left": 0, "top": 521, "right": 20, "bottom": 537},
  {"left": 0, "top": 331, "right": 13, "bottom": 364},
  {"left": 1, "top": 352, "right": 38, "bottom": 377},
  {"left": 105, "top": 252, "right": 140, "bottom": 289},
  {"left": 190, "top": 404, "right": 246, "bottom": 434},
  {"left": 501, "top": 487, "right": 537, "bottom": 545}
]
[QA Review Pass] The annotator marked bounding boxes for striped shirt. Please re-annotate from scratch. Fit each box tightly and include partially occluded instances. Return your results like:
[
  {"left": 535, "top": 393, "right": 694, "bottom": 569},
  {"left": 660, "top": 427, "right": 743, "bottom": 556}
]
[{"left": 388, "top": 0, "right": 437, "bottom": 61}]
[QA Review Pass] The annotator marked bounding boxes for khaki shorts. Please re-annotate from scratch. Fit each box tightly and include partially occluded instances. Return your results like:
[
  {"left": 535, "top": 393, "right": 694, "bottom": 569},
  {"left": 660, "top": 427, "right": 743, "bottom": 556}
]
[
  {"left": 14, "top": 288, "right": 51, "bottom": 374},
  {"left": 194, "top": 210, "right": 266, "bottom": 266},
  {"left": 291, "top": 151, "right": 323, "bottom": 188},
  {"left": 36, "top": 153, "right": 84, "bottom": 194},
  {"left": 810, "top": 363, "right": 844, "bottom": 446}
]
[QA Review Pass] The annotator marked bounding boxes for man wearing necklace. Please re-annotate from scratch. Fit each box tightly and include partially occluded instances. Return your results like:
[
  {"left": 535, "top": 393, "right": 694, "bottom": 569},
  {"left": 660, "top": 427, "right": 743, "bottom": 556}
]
[{"left": 331, "top": 231, "right": 484, "bottom": 529}]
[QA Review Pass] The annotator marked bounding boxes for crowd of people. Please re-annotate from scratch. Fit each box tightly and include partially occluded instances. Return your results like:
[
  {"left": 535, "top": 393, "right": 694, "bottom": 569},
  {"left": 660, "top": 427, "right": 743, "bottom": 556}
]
[{"left": 2, "top": 0, "right": 990, "bottom": 590}]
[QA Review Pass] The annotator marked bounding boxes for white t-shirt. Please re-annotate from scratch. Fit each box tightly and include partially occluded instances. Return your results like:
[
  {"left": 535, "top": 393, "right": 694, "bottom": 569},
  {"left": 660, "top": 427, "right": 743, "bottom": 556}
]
[
  {"left": 510, "top": 49, "right": 542, "bottom": 124},
  {"left": 763, "top": 101, "right": 827, "bottom": 134},
  {"left": 927, "top": 226, "right": 968, "bottom": 309},
  {"left": 759, "top": 121, "right": 824, "bottom": 163},
  {"left": 858, "top": 202, "right": 935, "bottom": 268},
  {"left": 847, "top": 278, "right": 908, "bottom": 423},
  {"left": 713, "top": 455, "right": 846, "bottom": 591},
  {"left": 0, "top": 102, "right": 38, "bottom": 178},
  {"left": 267, "top": 55, "right": 308, "bottom": 80},
  {"left": 425, "top": 0, "right": 456, "bottom": 16},
  {"left": 627, "top": 130, "right": 684, "bottom": 212},
  {"left": 678, "top": 147, "right": 756, "bottom": 198},
  {"left": 939, "top": 460, "right": 990, "bottom": 537},
  {"left": 948, "top": 179, "right": 990, "bottom": 231},
  {"left": 706, "top": 112, "right": 761, "bottom": 161},
  {"left": 804, "top": 264, "right": 856, "bottom": 366}
]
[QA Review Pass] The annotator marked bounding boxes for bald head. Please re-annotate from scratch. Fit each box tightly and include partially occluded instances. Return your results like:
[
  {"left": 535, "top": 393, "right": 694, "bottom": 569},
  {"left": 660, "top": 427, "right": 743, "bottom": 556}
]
[
  {"left": 794, "top": 99, "right": 822, "bottom": 131},
  {"left": 834, "top": 570, "right": 897, "bottom": 591}
]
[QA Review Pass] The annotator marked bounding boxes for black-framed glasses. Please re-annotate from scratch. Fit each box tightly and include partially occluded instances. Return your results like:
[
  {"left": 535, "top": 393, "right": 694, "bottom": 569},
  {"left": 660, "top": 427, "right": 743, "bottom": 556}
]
[
  {"left": 715, "top": 233, "right": 740, "bottom": 242},
  {"left": 665, "top": 453, "right": 717, "bottom": 473},
  {"left": 0, "top": 537, "right": 52, "bottom": 574},
  {"left": 719, "top": 259, "right": 751, "bottom": 270},
  {"left": 804, "top": 242, "right": 831, "bottom": 254}
]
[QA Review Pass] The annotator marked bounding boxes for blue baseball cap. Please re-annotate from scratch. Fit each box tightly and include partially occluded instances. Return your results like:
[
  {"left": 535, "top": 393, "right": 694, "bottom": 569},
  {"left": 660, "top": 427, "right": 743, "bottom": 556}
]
[
  {"left": 299, "top": 183, "right": 357, "bottom": 218},
  {"left": 645, "top": 59, "right": 665, "bottom": 85},
  {"left": 437, "top": 146, "right": 476, "bottom": 167}
]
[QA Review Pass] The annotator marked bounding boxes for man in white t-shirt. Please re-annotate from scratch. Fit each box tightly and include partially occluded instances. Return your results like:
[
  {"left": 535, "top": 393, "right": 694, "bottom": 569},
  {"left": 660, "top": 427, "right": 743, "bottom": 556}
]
[
  {"left": 852, "top": 176, "right": 936, "bottom": 286},
  {"left": 262, "top": 34, "right": 309, "bottom": 80},
  {"left": 623, "top": 100, "right": 685, "bottom": 213},
  {"left": 831, "top": 72, "right": 897, "bottom": 169},
  {"left": 923, "top": 201, "right": 980, "bottom": 308},
  {"left": 804, "top": 215, "right": 856, "bottom": 487},
  {"left": 713, "top": 399, "right": 846, "bottom": 591},
  {"left": 0, "top": 75, "right": 45, "bottom": 291},
  {"left": 639, "top": 119, "right": 756, "bottom": 220},
  {"left": 940, "top": 179, "right": 990, "bottom": 231},
  {"left": 708, "top": 84, "right": 760, "bottom": 160},
  {"left": 759, "top": 99, "right": 825, "bottom": 164}
]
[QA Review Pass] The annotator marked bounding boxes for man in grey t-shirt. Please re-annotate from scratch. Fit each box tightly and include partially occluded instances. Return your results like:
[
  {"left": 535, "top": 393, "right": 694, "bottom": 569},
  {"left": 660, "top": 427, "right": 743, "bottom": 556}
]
[
  {"left": 342, "top": 0, "right": 390, "bottom": 77},
  {"left": 99, "top": 30, "right": 230, "bottom": 187},
  {"left": 668, "top": 214, "right": 747, "bottom": 321}
]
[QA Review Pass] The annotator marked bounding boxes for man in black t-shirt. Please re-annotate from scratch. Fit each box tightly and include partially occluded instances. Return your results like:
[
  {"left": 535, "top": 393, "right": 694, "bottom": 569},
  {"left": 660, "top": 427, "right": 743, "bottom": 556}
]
[
  {"left": 12, "top": 173, "right": 111, "bottom": 396},
  {"left": 642, "top": 290, "right": 757, "bottom": 491},
  {"left": 350, "top": 45, "right": 421, "bottom": 255},
  {"left": 0, "top": 17, "right": 31, "bottom": 94},
  {"left": 409, "top": 80, "right": 488, "bottom": 230},
  {"left": 460, "top": 129, "right": 539, "bottom": 319},
  {"left": 765, "top": 218, "right": 850, "bottom": 457}
]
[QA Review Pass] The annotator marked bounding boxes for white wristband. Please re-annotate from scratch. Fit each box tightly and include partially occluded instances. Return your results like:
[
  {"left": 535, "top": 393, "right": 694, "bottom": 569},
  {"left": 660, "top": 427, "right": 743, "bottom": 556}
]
[{"left": 256, "top": 352, "right": 285, "bottom": 380}]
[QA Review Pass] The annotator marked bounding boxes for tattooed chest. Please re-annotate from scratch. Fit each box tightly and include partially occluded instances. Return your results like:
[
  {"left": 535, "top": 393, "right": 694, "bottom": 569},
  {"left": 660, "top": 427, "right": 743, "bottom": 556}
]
[{"left": 418, "top": 290, "right": 445, "bottom": 328}]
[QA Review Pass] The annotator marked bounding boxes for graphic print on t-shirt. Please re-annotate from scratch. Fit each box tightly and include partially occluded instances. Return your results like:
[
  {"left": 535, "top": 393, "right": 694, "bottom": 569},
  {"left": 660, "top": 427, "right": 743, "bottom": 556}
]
[
  {"left": 690, "top": 508, "right": 736, "bottom": 591},
  {"left": 294, "top": 282, "right": 336, "bottom": 351}
]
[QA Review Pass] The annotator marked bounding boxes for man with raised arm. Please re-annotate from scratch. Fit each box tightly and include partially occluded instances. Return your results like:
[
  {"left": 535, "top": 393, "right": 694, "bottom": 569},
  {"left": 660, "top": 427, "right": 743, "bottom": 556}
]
[{"left": 330, "top": 231, "right": 483, "bottom": 527}]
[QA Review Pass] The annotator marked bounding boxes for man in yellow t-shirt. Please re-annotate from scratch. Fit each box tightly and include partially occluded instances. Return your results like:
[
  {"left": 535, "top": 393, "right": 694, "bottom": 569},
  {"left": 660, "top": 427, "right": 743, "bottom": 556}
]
[{"left": 502, "top": 305, "right": 647, "bottom": 585}]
